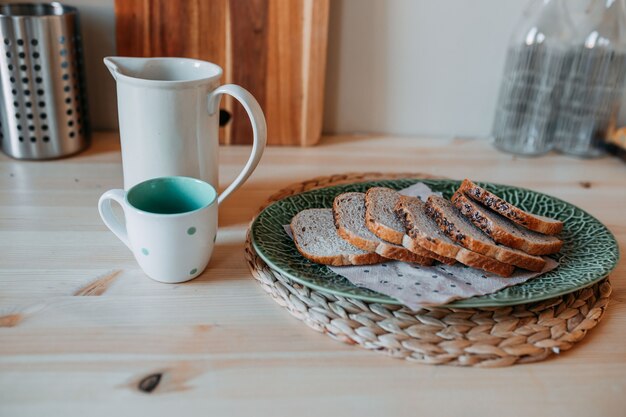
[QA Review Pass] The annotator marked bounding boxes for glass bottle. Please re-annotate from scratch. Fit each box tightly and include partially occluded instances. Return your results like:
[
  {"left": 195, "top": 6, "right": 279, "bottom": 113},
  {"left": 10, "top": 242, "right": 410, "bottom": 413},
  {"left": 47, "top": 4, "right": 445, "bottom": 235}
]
[
  {"left": 492, "top": 0, "right": 575, "bottom": 156},
  {"left": 554, "top": 0, "right": 626, "bottom": 157}
]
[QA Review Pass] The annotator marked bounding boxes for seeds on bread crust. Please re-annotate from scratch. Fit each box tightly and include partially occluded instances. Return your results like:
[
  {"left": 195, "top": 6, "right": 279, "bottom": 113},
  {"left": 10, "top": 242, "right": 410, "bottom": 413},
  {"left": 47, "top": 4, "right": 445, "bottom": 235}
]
[
  {"left": 425, "top": 195, "right": 546, "bottom": 272},
  {"left": 458, "top": 179, "right": 563, "bottom": 235},
  {"left": 395, "top": 196, "right": 515, "bottom": 277},
  {"left": 451, "top": 192, "right": 562, "bottom": 255},
  {"left": 394, "top": 197, "right": 460, "bottom": 259}
]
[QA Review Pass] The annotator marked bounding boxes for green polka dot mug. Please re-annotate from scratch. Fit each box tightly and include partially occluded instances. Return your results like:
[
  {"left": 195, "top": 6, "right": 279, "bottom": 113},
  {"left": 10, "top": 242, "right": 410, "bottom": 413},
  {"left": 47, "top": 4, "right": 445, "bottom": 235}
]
[{"left": 98, "top": 176, "right": 218, "bottom": 283}]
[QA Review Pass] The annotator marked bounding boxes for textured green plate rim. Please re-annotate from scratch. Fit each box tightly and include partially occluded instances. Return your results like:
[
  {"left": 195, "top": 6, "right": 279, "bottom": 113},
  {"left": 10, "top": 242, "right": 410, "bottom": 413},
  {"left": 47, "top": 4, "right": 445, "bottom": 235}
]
[{"left": 250, "top": 179, "right": 620, "bottom": 307}]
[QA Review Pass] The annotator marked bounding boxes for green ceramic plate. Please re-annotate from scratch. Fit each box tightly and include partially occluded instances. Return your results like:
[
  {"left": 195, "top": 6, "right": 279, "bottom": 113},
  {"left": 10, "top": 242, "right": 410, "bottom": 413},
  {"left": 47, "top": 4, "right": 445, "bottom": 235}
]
[{"left": 250, "top": 179, "right": 619, "bottom": 307}]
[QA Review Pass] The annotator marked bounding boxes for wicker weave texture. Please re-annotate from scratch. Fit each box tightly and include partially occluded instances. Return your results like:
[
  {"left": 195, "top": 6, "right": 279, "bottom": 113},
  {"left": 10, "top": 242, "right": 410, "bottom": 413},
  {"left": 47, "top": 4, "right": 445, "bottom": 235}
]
[{"left": 245, "top": 172, "right": 611, "bottom": 367}]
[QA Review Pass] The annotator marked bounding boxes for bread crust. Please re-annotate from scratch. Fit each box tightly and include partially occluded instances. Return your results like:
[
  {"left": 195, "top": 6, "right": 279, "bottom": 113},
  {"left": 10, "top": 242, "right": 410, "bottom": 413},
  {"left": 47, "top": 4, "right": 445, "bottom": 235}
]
[
  {"left": 365, "top": 188, "right": 455, "bottom": 264},
  {"left": 375, "top": 241, "right": 433, "bottom": 266},
  {"left": 451, "top": 192, "right": 562, "bottom": 255},
  {"left": 364, "top": 188, "right": 405, "bottom": 244},
  {"left": 333, "top": 195, "right": 433, "bottom": 266},
  {"left": 425, "top": 196, "right": 546, "bottom": 272},
  {"left": 394, "top": 196, "right": 515, "bottom": 275},
  {"left": 395, "top": 196, "right": 462, "bottom": 258},
  {"left": 455, "top": 248, "right": 515, "bottom": 277},
  {"left": 400, "top": 235, "right": 457, "bottom": 266},
  {"left": 458, "top": 179, "right": 563, "bottom": 235},
  {"left": 290, "top": 222, "right": 385, "bottom": 266},
  {"left": 401, "top": 233, "right": 514, "bottom": 277},
  {"left": 365, "top": 218, "right": 404, "bottom": 245}
]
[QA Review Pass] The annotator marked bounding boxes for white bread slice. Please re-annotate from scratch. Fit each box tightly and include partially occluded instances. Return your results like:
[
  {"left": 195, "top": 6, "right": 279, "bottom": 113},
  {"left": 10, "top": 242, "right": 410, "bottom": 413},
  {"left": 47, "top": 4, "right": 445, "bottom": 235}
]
[
  {"left": 395, "top": 196, "right": 515, "bottom": 277},
  {"left": 333, "top": 192, "right": 433, "bottom": 266},
  {"left": 291, "top": 209, "right": 385, "bottom": 266},
  {"left": 364, "top": 187, "right": 406, "bottom": 244},
  {"left": 458, "top": 179, "right": 563, "bottom": 235},
  {"left": 425, "top": 195, "right": 546, "bottom": 272},
  {"left": 451, "top": 191, "right": 562, "bottom": 255}
]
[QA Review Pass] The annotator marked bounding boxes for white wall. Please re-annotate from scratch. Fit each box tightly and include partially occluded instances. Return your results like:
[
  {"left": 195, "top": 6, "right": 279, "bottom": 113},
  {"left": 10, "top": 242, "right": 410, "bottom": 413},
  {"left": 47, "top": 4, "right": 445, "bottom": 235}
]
[
  {"left": 10, "top": 0, "right": 626, "bottom": 137},
  {"left": 324, "top": 0, "right": 530, "bottom": 137},
  {"left": 323, "top": 0, "right": 626, "bottom": 138}
]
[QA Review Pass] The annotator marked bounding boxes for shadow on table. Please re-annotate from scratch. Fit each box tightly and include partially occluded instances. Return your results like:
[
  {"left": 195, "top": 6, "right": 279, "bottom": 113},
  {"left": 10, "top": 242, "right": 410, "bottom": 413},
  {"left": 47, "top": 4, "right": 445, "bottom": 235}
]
[
  {"left": 80, "top": 131, "right": 122, "bottom": 157},
  {"left": 189, "top": 242, "right": 248, "bottom": 284}
]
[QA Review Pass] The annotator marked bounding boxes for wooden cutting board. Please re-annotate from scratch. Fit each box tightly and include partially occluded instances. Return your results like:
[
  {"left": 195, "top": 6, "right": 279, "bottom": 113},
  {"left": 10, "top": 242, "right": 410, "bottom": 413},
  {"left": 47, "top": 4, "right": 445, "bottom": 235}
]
[{"left": 115, "top": 0, "right": 329, "bottom": 146}]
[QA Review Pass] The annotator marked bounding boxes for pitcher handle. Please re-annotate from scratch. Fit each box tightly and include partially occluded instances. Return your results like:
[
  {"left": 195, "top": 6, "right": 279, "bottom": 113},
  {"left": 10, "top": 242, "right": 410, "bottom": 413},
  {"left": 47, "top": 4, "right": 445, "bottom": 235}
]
[{"left": 207, "top": 85, "right": 267, "bottom": 205}]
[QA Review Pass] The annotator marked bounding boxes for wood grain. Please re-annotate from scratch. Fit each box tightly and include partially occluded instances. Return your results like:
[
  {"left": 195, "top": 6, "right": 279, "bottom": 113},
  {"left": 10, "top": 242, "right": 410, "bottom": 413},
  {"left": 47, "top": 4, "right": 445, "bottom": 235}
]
[
  {"left": 115, "top": 0, "right": 227, "bottom": 62},
  {"left": 229, "top": 0, "right": 269, "bottom": 145},
  {"left": 0, "top": 132, "right": 625, "bottom": 416},
  {"left": 0, "top": 314, "right": 22, "bottom": 328},
  {"left": 302, "top": 0, "right": 330, "bottom": 146},
  {"left": 114, "top": 0, "right": 329, "bottom": 146},
  {"left": 73, "top": 270, "right": 122, "bottom": 296}
]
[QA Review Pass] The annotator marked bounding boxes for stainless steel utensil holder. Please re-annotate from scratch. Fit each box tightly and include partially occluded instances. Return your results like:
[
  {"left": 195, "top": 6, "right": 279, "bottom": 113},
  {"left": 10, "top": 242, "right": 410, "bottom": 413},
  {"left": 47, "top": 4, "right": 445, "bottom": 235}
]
[{"left": 0, "top": 3, "right": 89, "bottom": 160}]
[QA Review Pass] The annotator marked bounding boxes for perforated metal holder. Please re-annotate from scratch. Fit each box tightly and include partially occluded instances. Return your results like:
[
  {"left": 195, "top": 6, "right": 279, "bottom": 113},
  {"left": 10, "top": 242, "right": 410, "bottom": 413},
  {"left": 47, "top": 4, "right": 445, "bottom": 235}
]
[{"left": 0, "top": 3, "right": 90, "bottom": 160}]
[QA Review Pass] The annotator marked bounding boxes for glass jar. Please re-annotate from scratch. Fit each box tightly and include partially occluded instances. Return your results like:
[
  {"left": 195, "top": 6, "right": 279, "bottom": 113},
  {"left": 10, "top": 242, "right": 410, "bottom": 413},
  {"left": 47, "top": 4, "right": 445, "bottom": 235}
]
[
  {"left": 492, "top": 0, "right": 575, "bottom": 156},
  {"left": 554, "top": 0, "right": 626, "bottom": 157}
]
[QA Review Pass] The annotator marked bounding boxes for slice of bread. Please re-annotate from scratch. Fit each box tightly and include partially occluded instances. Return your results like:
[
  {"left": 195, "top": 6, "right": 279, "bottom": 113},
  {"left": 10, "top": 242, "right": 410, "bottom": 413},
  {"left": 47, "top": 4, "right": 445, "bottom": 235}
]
[
  {"left": 425, "top": 195, "right": 546, "bottom": 272},
  {"left": 364, "top": 187, "right": 406, "bottom": 244},
  {"left": 333, "top": 192, "right": 433, "bottom": 266},
  {"left": 291, "top": 209, "right": 385, "bottom": 266},
  {"left": 395, "top": 196, "right": 515, "bottom": 277},
  {"left": 458, "top": 179, "right": 563, "bottom": 235},
  {"left": 395, "top": 196, "right": 462, "bottom": 258},
  {"left": 451, "top": 191, "right": 562, "bottom": 255},
  {"left": 364, "top": 187, "right": 456, "bottom": 265}
]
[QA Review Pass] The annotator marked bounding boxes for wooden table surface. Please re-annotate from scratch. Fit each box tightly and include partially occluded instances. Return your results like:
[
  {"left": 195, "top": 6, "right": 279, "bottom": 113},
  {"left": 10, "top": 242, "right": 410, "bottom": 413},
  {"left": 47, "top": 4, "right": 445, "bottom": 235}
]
[{"left": 1, "top": 132, "right": 625, "bottom": 417}]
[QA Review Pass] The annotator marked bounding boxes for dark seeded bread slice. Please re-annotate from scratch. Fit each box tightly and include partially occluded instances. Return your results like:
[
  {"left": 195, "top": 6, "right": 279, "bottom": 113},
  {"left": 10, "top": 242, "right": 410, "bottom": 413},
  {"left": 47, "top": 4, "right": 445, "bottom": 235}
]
[
  {"left": 364, "top": 187, "right": 406, "bottom": 244},
  {"left": 395, "top": 196, "right": 461, "bottom": 258},
  {"left": 333, "top": 192, "right": 433, "bottom": 266},
  {"left": 291, "top": 209, "right": 385, "bottom": 266},
  {"left": 458, "top": 179, "right": 563, "bottom": 235},
  {"left": 395, "top": 196, "right": 515, "bottom": 277},
  {"left": 451, "top": 191, "right": 562, "bottom": 255},
  {"left": 425, "top": 195, "right": 546, "bottom": 272}
]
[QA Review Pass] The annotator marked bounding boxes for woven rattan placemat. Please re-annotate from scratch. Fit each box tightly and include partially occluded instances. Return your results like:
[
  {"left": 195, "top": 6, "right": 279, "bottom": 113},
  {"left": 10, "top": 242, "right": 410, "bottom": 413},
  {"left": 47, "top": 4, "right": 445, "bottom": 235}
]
[{"left": 244, "top": 172, "right": 612, "bottom": 367}]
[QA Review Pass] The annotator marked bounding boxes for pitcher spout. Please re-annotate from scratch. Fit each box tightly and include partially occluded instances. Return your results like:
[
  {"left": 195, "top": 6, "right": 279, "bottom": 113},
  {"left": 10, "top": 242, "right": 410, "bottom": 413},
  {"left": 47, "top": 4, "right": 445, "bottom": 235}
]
[
  {"left": 103, "top": 56, "right": 147, "bottom": 81},
  {"left": 103, "top": 56, "right": 223, "bottom": 86}
]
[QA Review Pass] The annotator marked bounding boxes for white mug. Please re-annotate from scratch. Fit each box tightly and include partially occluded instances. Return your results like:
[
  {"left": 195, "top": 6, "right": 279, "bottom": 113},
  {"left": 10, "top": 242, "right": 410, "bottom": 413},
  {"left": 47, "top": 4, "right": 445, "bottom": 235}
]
[
  {"left": 98, "top": 176, "right": 218, "bottom": 283},
  {"left": 104, "top": 56, "right": 266, "bottom": 202}
]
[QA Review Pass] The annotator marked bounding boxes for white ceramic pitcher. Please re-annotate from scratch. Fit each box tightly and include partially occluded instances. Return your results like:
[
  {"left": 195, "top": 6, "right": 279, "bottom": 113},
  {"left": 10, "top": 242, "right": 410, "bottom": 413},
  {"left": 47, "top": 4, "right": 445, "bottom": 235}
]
[{"left": 104, "top": 57, "right": 266, "bottom": 202}]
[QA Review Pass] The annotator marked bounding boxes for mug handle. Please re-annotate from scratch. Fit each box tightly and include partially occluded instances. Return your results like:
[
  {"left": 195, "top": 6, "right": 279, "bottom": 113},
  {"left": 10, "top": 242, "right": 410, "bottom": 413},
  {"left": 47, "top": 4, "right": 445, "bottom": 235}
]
[
  {"left": 207, "top": 85, "right": 267, "bottom": 205},
  {"left": 98, "top": 189, "right": 131, "bottom": 249}
]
